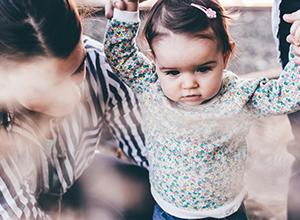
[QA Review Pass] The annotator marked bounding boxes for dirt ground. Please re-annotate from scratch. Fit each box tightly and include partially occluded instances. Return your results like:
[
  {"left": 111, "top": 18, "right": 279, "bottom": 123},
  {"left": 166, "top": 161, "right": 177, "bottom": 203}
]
[{"left": 82, "top": 7, "right": 295, "bottom": 220}]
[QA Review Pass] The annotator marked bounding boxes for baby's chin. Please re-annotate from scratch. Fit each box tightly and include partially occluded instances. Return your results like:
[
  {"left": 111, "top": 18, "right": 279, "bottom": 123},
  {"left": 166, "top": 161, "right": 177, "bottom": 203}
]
[
  {"left": 176, "top": 99, "right": 204, "bottom": 107},
  {"left": 180, "top": 101, "right": 203, "bottom": 107}
]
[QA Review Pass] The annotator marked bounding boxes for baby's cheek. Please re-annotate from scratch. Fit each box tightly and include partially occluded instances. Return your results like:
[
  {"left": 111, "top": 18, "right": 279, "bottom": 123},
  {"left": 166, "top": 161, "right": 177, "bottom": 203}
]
[{"left": 161, "top": 83, "right": 176, "bottom": 99}]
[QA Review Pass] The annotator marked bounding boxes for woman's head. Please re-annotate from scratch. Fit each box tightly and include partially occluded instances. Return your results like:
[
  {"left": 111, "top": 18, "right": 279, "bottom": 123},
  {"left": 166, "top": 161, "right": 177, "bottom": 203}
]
[
  {"left": 142, "top": 0, "right": 234, "bottom": 106},
  {"left": 0, "top": 0, "right": 82, "bottom": 59},
  {"left": 0, "top": 0, "right": 86, "bottom": 116}
]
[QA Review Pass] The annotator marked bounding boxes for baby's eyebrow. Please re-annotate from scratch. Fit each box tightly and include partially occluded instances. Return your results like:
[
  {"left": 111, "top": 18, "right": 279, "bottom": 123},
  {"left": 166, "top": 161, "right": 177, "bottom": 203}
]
[
  {"left": 159, "top": 66, "right": 177, "bottom": 70},
  {"left": 158, "top": 60, "right": 217, "bottom": 70},
  {"left": 198, "top": 61, "right": 217, "bottom": 66}
]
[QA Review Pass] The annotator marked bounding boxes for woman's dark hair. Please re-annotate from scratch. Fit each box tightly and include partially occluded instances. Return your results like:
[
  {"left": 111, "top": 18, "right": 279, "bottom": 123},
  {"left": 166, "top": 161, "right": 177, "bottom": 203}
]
[
  {"left": 0, "top": 0, "right": 82, "bottom": 60},
  {"left": 142, "top": 0, "right": 234, "bottom": 57},
  {"left": 0, "top": 0, "right": 82, "bottom": 129}
]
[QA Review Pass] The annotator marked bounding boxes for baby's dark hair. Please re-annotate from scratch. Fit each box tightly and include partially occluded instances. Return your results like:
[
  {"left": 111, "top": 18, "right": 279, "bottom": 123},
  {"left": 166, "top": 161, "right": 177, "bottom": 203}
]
[
  {"left": 142, "top": 0, "right": 234, "bottom": 57},
  {"left": 0, "top": 0, "right": 82, "bottom": 60}
]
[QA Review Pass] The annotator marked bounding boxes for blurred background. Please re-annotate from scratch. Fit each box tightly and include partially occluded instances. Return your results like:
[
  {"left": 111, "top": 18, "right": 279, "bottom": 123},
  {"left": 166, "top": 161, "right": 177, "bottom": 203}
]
[{"left": 76, "top": 1, "right": 294, "bottom": 219}]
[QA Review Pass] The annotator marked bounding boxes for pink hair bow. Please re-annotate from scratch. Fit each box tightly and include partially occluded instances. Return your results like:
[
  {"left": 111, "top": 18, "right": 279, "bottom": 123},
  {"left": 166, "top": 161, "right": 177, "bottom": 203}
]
[{"left": 191, "top": 3, "right": 217, "bottom": 19}]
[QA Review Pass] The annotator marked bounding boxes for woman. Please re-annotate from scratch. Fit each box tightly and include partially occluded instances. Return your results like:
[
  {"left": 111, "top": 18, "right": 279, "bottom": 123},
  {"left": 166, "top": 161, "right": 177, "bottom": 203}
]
[{"left": 0, "top": 0, "right": 153, "bottom": 219}]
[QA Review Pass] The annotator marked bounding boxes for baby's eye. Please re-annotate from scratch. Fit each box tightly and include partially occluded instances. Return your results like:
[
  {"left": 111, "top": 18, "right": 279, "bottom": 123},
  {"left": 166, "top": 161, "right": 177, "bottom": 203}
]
[
  {"left": 165, "top": 70, "right": 180, "bottom": 76},
  {"left": 195, "top": 66, "right": 212, "bottom": 73}
]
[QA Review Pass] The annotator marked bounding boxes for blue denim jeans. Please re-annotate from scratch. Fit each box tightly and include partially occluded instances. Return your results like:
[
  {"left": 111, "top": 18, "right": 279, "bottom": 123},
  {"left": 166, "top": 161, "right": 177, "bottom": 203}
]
[{"left": 153, "top": 203, "right": 248, "bottom": 220}]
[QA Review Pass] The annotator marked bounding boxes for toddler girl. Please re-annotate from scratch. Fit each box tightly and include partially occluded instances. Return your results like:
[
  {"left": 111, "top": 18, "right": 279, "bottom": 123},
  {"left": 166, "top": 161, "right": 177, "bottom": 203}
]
[{"left": 104, "top": 0, "right": 300, "bottom": 219}]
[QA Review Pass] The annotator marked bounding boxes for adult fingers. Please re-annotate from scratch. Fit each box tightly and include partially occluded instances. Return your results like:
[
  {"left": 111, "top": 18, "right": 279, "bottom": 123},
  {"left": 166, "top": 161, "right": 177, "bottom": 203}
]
[
  {"left": 105, "top": 1, "right": 127, "bottom": 19},
  {"left": 283, "top": 10, "right": 300, "bottom": 23},
  {"left": 127, "top": 0, "right": 148, "bottom": 3},
  {"left": 112, "top": 0, "right": 127, "bottom": 10},
  {"left": 287, "top": 34, "right": 300, "bottom": 46},
  {"left": 292, "top": 56, "right": 300, "bottom": 65},
  {"left": 105, "top": 2, "right": 114, "bottom": 19},
  {"left": 290, "top": 20, "right": 300, "bottom": 36}
]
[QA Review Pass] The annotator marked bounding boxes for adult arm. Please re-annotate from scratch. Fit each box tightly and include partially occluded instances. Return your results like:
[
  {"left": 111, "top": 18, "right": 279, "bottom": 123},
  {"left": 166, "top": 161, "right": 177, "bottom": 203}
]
[{"left": 0, "top": 157, "right": 49, "bottom": 220}]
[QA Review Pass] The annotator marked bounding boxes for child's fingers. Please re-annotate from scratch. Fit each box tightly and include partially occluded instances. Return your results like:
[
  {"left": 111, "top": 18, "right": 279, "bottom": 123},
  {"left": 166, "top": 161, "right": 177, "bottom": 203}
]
[{"left": 283, "top": 10, "right": 300, "bottom": 23}]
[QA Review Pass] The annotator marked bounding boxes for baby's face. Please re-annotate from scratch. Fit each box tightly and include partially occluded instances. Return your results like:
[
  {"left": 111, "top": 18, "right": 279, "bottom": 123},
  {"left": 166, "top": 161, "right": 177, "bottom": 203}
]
[
  {"left": 0, "top": 41, "right": 86, "bottom": 117},
  {"left": 152, "top": 32, "right": 227, "bottom": 106}
]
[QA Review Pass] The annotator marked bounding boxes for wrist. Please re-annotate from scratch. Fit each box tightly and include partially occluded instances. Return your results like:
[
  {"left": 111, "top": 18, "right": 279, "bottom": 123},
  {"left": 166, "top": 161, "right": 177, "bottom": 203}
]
[{"left": 113, "top": 8, "right": 140, "bottom": 23}]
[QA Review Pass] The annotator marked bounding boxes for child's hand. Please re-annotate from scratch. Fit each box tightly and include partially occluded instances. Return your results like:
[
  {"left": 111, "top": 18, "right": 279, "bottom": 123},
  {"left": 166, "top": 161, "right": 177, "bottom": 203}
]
[
  {"left": 105, "top": 0, "right": 147, "bottom": 19},
  {"left": 283, "top": 9, "right": 300, "bottom": 64}
]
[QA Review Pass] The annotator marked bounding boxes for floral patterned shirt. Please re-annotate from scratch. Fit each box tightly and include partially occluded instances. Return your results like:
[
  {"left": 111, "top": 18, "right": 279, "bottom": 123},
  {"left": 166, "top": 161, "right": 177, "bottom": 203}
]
[{"left": 104, "top": 9, "right": 300, "bottom": 218}]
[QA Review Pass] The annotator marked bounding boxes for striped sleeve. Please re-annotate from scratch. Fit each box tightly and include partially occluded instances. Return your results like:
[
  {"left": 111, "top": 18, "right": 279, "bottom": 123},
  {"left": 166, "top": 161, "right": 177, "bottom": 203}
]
[
  {"left": 84, "top": 36, "right": 149, "bottom": 168},
  {"left": 0, "top": 157, "right": 49, "bottom": 220},
  {"left": 105, "top": 70, "right": 149, "bottom": 168}
]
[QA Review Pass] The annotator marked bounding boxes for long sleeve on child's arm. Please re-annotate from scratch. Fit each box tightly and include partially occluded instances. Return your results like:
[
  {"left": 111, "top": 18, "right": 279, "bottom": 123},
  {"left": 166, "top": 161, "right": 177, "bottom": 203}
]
[
  {"left": 236, "top": 54, "right": 300, "bottom": 116},
  {"left": 104, "top": 9, "right": 157, "bottom": 94}
]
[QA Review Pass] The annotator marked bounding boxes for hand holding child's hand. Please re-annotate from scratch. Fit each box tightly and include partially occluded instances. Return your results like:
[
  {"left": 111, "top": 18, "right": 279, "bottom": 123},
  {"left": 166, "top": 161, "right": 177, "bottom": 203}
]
[
  {"left": 105, "top": 0, "right": 147, "bottom": 19},
  {"left": 284, "top": 9, "right": 300, "bottom": 64}
]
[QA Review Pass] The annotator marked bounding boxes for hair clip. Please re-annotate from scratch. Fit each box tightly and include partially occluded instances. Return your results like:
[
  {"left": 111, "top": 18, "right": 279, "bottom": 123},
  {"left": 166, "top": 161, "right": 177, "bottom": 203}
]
[{"left": 191, "top": 3, "right": 217, "bottom": 19}]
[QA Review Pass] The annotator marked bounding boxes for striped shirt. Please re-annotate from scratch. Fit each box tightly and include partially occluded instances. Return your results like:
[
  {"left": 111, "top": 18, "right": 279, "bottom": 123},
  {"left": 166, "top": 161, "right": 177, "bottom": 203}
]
[{"left": 0, "top": 36, "right": 148, "bottom": 220}]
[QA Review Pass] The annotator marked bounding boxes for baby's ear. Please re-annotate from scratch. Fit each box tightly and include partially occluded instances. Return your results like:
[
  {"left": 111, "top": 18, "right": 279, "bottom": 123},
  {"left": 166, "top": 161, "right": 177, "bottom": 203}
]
[
  {"left": 223, "top": 53, "right": 230, "bottom": 68},
  {"left": 140, "top": 46, "right": 155, "bottom": 61},
  {"left": 146, "top": 49, "right": 155, "bottom": 61},
  {"left": 223, "top": 41, "right": 235, "bottom": 67}
]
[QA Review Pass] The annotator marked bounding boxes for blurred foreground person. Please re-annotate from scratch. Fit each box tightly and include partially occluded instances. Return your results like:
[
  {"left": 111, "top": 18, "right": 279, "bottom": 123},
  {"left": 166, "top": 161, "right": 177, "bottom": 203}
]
[{"left": 0, "top": 0, "right": 154, "bottom": 219}]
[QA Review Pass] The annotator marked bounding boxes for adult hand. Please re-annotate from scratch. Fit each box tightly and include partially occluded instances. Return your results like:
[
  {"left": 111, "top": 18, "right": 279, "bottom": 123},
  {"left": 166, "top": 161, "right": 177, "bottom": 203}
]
[
  {"left": 283, "top": 9, "right": 300, "bottom": 65},
  {"left": 105, "top": 0, "right": 147, "bottom": 19}
]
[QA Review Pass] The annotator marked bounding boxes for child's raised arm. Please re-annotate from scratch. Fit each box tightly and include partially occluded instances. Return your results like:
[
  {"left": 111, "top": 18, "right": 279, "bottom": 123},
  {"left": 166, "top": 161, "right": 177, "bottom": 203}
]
[
  {"left": 284, "top": 10, "right": 300, "bottom": 66},
  {"left": 104, "top": 0, "right": 157, "bottom": 94},
  {"left": 236, "top": 12, "right": 300, "bottom": 116}
]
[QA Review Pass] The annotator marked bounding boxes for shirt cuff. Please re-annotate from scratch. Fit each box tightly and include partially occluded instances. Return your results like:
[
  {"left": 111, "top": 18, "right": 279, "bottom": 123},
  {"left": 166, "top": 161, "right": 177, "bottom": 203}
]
[{"left": 113, "top": 8, "right": 140, "bottom": 23}]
